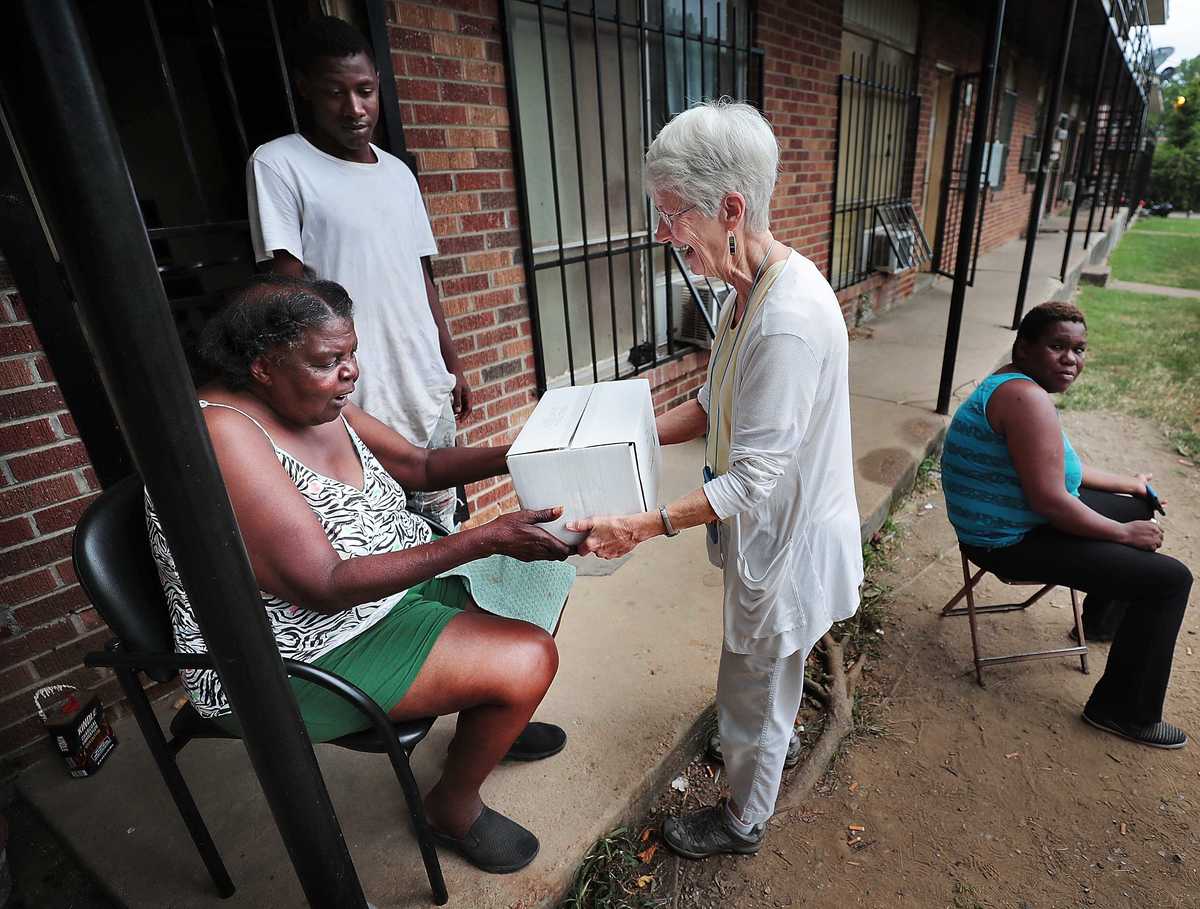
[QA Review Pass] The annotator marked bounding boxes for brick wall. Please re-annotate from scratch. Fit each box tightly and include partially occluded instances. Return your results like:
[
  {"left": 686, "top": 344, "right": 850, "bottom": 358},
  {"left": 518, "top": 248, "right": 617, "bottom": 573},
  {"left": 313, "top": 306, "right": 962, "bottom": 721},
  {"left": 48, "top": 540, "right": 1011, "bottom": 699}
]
[
  {"left": 0, "top": 263, "right": 123, "bottom": 769},
  {"left": 386, "top": 0, "right": 713, "bottom": 523}
]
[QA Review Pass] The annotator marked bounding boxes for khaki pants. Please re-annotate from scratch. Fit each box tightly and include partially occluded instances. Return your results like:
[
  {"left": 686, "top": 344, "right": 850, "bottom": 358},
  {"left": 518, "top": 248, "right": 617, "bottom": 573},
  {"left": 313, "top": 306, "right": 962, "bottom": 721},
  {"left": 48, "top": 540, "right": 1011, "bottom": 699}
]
[{"left": 716, "top": 646, "right": 806, "bottom": 826}]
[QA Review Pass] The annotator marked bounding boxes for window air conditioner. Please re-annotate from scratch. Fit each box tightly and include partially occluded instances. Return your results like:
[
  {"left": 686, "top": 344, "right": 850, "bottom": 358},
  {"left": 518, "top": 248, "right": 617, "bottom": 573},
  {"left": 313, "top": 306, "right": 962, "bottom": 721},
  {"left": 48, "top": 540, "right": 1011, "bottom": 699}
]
[
  {"left": 861, "top": 225, "right": 916, "bottom": 275},
  {"left": 670, "top": 276, "right": 722, "bottom": 348},
  {"left": 1062, "top": 180, "right": 1076, "bottom": 202}
]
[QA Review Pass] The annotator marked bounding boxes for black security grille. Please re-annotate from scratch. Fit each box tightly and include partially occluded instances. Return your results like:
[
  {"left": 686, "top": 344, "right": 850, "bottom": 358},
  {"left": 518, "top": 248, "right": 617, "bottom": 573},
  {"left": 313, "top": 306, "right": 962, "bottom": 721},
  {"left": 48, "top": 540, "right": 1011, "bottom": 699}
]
[
  {"left": 828, "top": 52, "right": 923, "bottom": 291},
  {"left": 502, "top": 0, "right": 763, "bottom": 391}
]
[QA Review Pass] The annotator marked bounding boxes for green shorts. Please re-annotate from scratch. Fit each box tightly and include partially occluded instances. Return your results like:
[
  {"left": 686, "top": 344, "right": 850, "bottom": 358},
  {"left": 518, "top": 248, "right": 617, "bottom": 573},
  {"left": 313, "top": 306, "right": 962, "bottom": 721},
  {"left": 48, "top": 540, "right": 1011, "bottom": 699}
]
[{"left": 214, "top": 576, "right": 467, "bottom": 743}]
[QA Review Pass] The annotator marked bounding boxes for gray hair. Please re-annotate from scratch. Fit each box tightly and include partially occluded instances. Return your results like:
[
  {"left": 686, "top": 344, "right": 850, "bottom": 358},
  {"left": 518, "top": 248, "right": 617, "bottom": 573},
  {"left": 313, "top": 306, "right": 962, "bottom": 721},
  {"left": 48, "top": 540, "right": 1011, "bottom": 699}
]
[{"left": 644, "top": 99, "right": 779, "bottom": 232}]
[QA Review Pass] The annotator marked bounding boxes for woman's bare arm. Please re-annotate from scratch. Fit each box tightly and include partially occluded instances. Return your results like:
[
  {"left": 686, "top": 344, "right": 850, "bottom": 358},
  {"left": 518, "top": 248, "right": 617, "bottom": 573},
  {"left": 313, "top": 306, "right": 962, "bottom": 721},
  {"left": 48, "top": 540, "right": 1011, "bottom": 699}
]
[
  {"left": 656, "top": 398, "right": 707, "bottom": 445},
  {"left": 988, "top": 382, "right": 1161, "bottom": 550},
  {"left": 206, "top": 408, "right": 569, "bottom": 614}
]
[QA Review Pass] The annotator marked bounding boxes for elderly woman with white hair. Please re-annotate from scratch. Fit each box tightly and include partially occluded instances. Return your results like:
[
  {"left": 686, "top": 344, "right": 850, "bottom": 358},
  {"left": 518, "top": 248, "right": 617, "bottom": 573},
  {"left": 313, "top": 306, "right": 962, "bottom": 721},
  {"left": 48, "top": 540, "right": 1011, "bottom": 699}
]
[{"left": 567, "top": 100, "right": 863, "bottom": 858}]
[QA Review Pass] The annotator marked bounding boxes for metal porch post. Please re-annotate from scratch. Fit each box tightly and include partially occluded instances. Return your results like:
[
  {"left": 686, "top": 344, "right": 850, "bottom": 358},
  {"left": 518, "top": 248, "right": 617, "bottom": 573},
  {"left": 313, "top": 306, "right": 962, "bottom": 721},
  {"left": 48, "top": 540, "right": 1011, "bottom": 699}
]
[
  {"left": 935, "top": 0, "right": 1006, "bottom": 416},
  {"left": 1011, "top": 0, "right": 1077, "bottom": 330},
  {"left": 1060, "top": 36, "right": 1109, "bottom": 281},
  {"left": 1099, "top": 69, "right": 1136, "bottom": 234},
  {"left": 0, "top": 3, "right": 369, "bottom": 906},
  {"left": 1083, "top": 63, "right": 1121, "bottom": 250}
]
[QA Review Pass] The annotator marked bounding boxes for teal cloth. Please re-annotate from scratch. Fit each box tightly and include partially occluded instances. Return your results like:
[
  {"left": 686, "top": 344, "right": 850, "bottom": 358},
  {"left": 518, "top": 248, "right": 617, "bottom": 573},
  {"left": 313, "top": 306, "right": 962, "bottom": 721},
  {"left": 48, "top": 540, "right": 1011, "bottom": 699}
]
[
  {"left": 441, "top": 554, "right": 575, "bottom": 633},
  {"left": 942, "top": 372, "right": 1083, "bottom": 549}
]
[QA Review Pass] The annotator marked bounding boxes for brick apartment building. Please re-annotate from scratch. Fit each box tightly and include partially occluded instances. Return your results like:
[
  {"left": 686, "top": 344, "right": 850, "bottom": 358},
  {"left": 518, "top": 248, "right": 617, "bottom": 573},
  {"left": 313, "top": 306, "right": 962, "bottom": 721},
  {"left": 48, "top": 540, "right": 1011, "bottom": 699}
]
[{"left": 0, "top": 0, "right": 1157, "bottom": 764}]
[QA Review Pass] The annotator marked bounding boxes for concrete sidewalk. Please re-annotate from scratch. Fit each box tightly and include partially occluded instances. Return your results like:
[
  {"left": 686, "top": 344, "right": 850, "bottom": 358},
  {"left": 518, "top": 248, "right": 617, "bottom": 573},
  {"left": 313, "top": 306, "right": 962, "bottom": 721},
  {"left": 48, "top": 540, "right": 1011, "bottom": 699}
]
[{"left": 16, "top": 211, "right": 1129, "bottom": 909}]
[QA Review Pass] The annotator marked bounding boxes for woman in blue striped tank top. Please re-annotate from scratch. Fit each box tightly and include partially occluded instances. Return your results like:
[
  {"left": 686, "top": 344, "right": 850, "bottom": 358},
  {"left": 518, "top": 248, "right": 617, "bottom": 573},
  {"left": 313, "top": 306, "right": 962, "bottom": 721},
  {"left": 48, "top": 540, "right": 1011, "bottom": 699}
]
[{"left": 942, "top": 302, "right": 1192, "bottom": 750}]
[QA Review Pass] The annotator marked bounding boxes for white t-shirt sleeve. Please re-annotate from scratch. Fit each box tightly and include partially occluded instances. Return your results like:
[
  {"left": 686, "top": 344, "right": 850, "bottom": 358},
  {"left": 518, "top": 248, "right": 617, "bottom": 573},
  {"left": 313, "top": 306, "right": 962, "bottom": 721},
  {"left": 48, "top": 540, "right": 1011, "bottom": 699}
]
[{"left": 247, "top": 156, "right": 303, "bottom": 264}]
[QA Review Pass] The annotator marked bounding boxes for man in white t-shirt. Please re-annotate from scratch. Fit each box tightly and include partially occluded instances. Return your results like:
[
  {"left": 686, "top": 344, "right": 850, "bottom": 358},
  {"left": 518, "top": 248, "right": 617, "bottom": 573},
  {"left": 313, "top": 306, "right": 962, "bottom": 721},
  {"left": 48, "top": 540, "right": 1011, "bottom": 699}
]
[{"left": 247, "top": 16, "right": 467, "bottom": 529}]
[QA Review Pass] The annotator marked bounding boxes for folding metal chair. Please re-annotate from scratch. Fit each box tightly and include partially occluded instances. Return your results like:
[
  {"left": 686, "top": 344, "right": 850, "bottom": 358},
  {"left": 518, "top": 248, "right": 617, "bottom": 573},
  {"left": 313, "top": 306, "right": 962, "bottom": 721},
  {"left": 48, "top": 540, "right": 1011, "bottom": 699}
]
[{"left": 941, "top": 545, "right": 1088, "bottom": 686}]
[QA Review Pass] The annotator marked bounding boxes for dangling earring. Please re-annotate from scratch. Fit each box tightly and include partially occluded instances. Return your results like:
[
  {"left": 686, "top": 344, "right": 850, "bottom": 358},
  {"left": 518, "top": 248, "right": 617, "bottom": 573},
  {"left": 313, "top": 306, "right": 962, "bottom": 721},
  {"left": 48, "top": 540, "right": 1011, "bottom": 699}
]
[{"left": 728, "top": 233, "right": 737, "bottom": 258}]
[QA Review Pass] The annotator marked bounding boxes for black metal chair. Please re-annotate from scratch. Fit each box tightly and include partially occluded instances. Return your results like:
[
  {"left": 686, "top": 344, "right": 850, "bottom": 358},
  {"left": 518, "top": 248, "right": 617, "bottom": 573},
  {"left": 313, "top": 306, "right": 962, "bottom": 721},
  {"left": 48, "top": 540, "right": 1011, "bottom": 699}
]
[{"left": 74, "top": 475, "right": 448, "bottom": 904}]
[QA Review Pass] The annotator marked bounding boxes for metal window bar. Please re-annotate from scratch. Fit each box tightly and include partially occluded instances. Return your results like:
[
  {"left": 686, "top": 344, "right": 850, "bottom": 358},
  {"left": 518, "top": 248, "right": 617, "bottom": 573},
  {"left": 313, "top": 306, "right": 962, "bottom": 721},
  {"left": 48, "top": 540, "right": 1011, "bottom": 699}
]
[
  {"left": 504, "top": 0, "right": 762, "bottom": 391},
  {"left": 932, "top": 72, "right": 996, "bottom": 286},
  {"left": 828, "top": 53, "right": 923, "bottom": 291}
]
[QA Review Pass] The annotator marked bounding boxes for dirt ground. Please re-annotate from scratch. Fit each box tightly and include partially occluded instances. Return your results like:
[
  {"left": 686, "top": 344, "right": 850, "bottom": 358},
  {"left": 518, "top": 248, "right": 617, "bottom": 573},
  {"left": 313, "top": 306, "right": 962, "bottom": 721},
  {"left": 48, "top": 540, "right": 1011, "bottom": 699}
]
[{"left": 645, "top": 410, "right": 1200, "bottom": 909}]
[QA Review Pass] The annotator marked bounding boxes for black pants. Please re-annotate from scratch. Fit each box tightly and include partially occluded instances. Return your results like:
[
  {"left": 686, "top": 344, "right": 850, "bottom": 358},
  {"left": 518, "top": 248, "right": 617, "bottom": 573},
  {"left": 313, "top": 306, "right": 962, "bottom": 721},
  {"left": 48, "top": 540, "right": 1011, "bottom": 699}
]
[{"left": 963, "top": 490, "right": 1193, "bottom": 725}]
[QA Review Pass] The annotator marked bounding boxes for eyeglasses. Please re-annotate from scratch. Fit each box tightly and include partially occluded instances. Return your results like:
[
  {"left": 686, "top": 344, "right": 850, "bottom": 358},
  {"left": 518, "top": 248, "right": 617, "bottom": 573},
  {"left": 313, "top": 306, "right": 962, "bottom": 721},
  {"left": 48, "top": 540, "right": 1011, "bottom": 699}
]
[{"left": 653, "top": 204, "right": 696, "bottom": 231}]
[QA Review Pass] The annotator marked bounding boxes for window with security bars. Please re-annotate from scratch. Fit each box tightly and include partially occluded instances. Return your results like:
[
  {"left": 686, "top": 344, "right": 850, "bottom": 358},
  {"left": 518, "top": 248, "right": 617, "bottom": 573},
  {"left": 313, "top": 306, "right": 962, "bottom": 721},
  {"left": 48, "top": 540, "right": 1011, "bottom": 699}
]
[
  {"left": 502, "top": 0, "right": 762, "bottom": 391},
  {"left": 829, "top": 30, "right": 924, "bottom": 291}
]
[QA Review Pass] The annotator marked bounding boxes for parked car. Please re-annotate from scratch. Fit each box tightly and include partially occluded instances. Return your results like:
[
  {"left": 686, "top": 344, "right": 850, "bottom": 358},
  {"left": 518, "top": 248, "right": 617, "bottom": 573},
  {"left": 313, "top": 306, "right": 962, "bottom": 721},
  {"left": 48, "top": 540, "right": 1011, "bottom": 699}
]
[{"left": 1146, "top": 201, "right": 1174, "bottom": 217}]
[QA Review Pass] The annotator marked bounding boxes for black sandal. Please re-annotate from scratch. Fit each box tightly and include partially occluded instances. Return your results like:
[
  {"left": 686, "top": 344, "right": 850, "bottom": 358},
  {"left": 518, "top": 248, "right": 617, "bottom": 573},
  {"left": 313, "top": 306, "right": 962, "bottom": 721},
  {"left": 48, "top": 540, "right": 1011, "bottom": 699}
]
[
  {"left": 429, "top": 806, "right": 540, "bottom": 874},
  {"left": 504, "top": 721, "right": 567, "bottom": 761}
]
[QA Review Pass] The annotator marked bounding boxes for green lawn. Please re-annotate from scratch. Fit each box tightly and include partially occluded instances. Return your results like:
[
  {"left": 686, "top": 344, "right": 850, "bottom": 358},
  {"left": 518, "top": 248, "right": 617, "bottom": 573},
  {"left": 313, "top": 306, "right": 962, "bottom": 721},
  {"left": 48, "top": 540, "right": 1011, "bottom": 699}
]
[
  {"left": 1062, "top": 286, "right": 1200, "bottom": 460},
  {"left": 1109, "top": 229, "right": 1200, "bottom": 290},
  {"left": 1130, "top": 216, "right": 1200, "bottom": 235}
]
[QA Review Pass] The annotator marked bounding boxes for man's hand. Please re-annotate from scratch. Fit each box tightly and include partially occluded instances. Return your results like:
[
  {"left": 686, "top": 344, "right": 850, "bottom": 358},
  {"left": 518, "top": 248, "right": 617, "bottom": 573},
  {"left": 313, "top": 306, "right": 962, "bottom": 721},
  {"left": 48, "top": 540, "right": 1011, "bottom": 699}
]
[{"left": 452, "top": 368, "right": 472, "bottom": 418}]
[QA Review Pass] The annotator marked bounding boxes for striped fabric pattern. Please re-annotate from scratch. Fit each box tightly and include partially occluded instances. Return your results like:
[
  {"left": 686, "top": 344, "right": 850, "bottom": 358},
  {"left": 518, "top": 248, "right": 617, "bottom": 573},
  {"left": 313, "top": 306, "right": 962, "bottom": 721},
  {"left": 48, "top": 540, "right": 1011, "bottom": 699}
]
[{"left": 942, "top": 373, "right": 1082, "bottom": 549}]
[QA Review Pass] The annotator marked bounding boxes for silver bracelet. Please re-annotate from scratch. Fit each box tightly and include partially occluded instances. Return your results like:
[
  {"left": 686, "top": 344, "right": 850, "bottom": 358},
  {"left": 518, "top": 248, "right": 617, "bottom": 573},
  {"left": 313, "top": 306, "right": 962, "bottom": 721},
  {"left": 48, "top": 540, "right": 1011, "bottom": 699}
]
[{"left": 659, "top": 506, "right": 679, "bottom": 537}]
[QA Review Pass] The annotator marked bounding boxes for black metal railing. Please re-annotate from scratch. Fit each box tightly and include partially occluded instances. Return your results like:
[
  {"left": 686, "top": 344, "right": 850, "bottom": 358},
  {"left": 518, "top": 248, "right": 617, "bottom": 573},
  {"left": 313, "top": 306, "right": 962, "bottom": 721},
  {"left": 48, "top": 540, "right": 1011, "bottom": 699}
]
[
  {"left": 502, "top": 0, "right": 762, "bottom": 391},
  {"left": 828, "top": 52, "right": 922, "bottom": 291}
]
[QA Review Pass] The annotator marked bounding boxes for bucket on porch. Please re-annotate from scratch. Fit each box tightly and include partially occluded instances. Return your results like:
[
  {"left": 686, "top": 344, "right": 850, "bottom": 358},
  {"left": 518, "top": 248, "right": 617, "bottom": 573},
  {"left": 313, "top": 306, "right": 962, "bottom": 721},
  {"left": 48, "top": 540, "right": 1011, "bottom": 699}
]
[{"left": 34, "top": 684, "right": 118, "bottom": 778}]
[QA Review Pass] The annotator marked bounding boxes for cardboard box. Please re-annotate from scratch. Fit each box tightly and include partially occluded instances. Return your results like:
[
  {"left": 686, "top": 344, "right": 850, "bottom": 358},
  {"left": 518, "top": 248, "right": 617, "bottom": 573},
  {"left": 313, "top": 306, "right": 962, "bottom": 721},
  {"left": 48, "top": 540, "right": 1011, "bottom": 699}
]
[{"left": 507, "top": 379, "right": 661, "bottom": 545}]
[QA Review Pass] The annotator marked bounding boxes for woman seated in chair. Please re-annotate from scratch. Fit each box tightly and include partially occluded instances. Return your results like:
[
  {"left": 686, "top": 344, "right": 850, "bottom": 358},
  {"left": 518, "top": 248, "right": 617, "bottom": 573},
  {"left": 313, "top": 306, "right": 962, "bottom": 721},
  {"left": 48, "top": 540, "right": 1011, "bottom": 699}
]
[
  {"left": 147, "top": 274, "right": 575, "bottom": 873},
  {"left": 941, "top": 301, "right": 1192, "bottom": 749}
]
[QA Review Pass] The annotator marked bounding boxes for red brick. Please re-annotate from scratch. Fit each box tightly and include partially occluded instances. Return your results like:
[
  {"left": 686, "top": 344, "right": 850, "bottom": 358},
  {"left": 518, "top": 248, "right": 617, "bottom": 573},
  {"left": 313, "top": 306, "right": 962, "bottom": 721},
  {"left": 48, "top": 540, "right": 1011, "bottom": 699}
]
[
  {"left": 0, "top": 716, "right": 43, "bottom": 756},
  {"left": 430, "top": 256, "right": 465, "bottom": 279},
  {"left": 389, "top": 27, "right": 434, "bottom": 53},
  {"left": 465, "top": 415, "right": 509, "bottom": 444},
  {"left": 0, "top": 358, "right": 34, "bottom": 390},
  {"left": 13, "top": 585, "right": 90, "bottom": 629},
  {"left": 397, "top": 77, "right": 441, "bottom": 102},
  {"left": 485, "top": 229, "right": 522, "bottom": 249},
  {"left": 449, "top": 311, "right": 497, "bottom": 334},
  {"left": 0, "top": 417, "right": 58, "bottom": 455},
  {"left": 32, "top": 628, "right": 111, "bottom": 678},
  {"left": 401, "top": 55, "right": 465, "bottom": 81},
  {"left": 411, "top": 104, "right": 470, "bottom": 126},
  {"left": 442, "top": 83, "right": 493, "bottom": 105},
  {"left": 480, "top": 190, "right": 518, "bottom": 211},
  {"left": 455, "top": 171, "right": 504, "bottom": 192},
  {"left": 54, "top": 558, "right": 77, "bottom": 586},
  {"left": 0, "top": 516, "right": 35, "bottom": 548},
  {"left": 0, "top": 324, "right": 39, "bottom": 357},
  {"left": 476, "top": 324, "right": 519, "bottom": 348},
  {"left": 441, "top": 274, "right": 490, "bottom": 297},
  {"left": 0, "top": 568, "right": 59, "bottom": 607},
  {"left": 461, "top": 212, "right": 505, "bottom": 232},
  {"left": 3, "top": 530, "right": 73, "bottom": 575},
  {"left": 7, "top": 441, "right": 89, "bottom": 483},
  {"left": 32, "top": 492, "right": 99, "bottom": 534},
  {"left": 0, "top": 662, "right": 35, "bottom": 696},
  {"left": 419, "top": 172, "right": 455, "bottom": 194},
  {"left": 0, "top": 618, "right": 73, "bottom": 664},
  {"left": 438, "top": 235, "right": 487, "bottom": 255},
  {"left": 0, "top": 385, "right": 65, "bottom": 421},
  {"left": 405, "top": 127, "right": 448, "bottom": 150}
]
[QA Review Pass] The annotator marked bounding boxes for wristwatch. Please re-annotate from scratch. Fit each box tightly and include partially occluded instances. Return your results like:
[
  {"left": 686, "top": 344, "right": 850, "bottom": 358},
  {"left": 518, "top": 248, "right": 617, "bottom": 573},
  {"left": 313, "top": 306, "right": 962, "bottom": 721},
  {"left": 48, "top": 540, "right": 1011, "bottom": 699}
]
[{"left": 659, "top": 506, "right": 679, "bottom": 537}]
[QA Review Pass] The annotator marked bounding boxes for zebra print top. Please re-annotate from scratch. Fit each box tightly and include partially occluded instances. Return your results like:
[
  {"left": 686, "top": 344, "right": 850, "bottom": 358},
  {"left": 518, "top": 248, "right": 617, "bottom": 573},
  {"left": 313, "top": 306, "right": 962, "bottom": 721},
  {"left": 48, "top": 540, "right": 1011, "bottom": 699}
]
[{"left": 145, "top": 400, "right": 434, "bottom": 717}]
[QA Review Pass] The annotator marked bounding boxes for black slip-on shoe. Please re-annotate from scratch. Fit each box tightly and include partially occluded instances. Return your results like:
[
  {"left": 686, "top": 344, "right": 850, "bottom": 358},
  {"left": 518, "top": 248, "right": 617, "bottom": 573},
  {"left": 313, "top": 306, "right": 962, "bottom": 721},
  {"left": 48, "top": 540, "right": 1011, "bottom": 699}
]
[
  {"left": 1082, "top": 709, "right": 1188, "bottom": 750},
  {"left": 503, "top": 721, "right": 567, "bottom": 761},
  {"left": 662, "top": 801, "right": 765, "bottom": 860},
  {"left": 707, "top": 729, "right": 803, "bottom": 769},
  {"left": 429, "top": 806, "right": 540, "bottom": 874}
]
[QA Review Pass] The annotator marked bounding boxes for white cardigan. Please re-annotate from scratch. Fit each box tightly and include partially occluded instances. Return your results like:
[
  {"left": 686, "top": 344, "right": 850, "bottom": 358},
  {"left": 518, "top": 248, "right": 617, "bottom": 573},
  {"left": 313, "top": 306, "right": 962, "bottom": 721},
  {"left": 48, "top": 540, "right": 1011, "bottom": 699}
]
[{"left": 699, "top": 251, "right": 863, "bottom": 657}]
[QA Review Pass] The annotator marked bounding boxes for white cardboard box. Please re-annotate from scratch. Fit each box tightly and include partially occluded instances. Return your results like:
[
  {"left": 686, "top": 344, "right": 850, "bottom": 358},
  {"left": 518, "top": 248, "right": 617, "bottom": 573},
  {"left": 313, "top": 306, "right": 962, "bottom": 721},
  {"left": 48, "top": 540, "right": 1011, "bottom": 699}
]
[{"left": 506, "top": 379, "right": 661, "bottom": 545}]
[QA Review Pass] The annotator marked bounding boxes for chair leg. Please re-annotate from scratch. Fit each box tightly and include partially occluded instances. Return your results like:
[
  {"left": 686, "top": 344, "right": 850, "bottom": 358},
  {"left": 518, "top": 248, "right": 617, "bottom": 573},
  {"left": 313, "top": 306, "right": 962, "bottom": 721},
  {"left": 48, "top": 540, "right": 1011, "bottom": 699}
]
[
  {"left": 1070, "top": 588, "right": 1089, "bottom": 674},
  {"left": 941, "top": 566, "right": 988, "bottom": 615},
  {"left": 115, "top": 669, "right": 235, "bottom": 899},
  {"left": 960, "top": 555, "right": 985, "bottom": 687},
  {"left": 383, "top": 744, "right": 448, "bottom": 906}
]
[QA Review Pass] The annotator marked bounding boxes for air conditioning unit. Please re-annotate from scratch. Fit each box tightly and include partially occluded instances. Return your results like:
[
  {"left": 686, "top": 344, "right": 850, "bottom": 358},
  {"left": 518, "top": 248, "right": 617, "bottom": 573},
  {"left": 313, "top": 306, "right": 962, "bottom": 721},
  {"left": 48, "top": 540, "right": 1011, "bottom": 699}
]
[
  {"left": 1062, "top": 180, "right": 1076, "bottom": 202},
  {"left": 669, "top": 275, "right": 723, "bottom": 348},
  {"left": 861, "top": 226, "right": 916, "bottom": 275}
]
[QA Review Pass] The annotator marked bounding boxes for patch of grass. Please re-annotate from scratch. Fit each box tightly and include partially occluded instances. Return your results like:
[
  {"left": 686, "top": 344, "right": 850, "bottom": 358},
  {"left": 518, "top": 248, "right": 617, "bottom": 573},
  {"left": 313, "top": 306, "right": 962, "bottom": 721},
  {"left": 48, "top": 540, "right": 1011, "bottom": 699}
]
[
  {"left": 1061, "top": 286, "right": 1200, "bottom": 460},
  {"left": 1109, "top": 230, "right": 1200, "bottom": 290},
  {"left": 1131, "top": 217, "right": 1200, "bottom": 235},
  {"left": 560, "top": 827, "right": 666, "bottom": 909}
]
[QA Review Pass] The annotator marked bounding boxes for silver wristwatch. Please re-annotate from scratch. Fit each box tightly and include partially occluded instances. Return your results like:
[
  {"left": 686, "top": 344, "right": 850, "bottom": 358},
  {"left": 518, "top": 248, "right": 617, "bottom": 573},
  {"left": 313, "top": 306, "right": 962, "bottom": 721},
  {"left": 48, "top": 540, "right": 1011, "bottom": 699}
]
[{"left": 659, "top": 506, "right": 679, "bottom": 537}]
